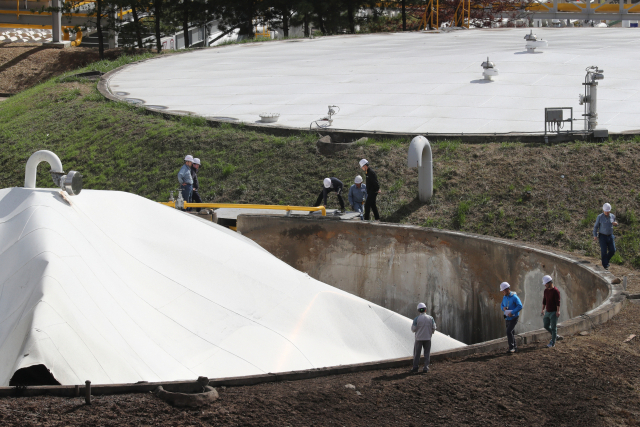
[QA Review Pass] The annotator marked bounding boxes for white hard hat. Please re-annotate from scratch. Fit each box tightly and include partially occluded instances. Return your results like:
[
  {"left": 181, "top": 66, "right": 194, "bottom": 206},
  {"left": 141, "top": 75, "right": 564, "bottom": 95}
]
[
  {"left": 542, "top": 275, "right": 553, "bottom": 285},
  {"left": 323, "top": 178, "right": 332, "bottom": 188},
  {"left": 417, "top": 302, "right": 426, "bottom": 310},
  {"left": 500, "top": 282, "right": 510, "bottom": 292},
  {"left": 193, "top": 158, "right": 201, "bottom": 165},
  {"left": 603, "top": 203, "right": 611, "bottom": 212},
  {"left": 184, "top": 155, "right": 194, "bottom": 162},
  {"left": 359, "top": 159, "right": 368, "bottom": 168},
  {"left": 354, "top": 175, "right": 363, "bottom": 184}
]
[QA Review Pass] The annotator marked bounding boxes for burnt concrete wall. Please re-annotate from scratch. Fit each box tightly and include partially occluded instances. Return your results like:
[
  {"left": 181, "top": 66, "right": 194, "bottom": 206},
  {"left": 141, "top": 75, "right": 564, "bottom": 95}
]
[{"left": 238, "top": 216, "right": 610, "bottom": 345}]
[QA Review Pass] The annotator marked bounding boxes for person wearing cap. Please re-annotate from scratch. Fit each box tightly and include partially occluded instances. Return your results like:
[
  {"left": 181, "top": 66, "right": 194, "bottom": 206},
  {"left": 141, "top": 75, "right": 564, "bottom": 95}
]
[
  {"left": 359, "top": 159, "right": 381, "bottom": 221},
  {"left": 178, "top": 155, "right": 194, "bottom": 209},
  {"left": 500, "top": 282, "right": 523, "bottom": 353},
  {"left": 541, "top": 275, "right": 561, "bottom": 348},
  {"left": 592, "top": 203, "right": 618, "bottom": 270},
  {"left": 348, "top": 175, "right": 367, "bottom": 219},
  {"left": 411, "top": 302, "right": 436, "bottom": 373},
  {"left": 314, "top": 177, "right": 345, "bottom": 212},
  {"left": 188, "top": 158, "right": 202, "bottom": 212}
]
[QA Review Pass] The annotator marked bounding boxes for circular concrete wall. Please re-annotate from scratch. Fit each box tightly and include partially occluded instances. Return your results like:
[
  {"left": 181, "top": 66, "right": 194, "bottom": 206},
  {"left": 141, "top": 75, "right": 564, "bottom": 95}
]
[{"left": 238, "top": 216, "right": 611, "bottom": 345}]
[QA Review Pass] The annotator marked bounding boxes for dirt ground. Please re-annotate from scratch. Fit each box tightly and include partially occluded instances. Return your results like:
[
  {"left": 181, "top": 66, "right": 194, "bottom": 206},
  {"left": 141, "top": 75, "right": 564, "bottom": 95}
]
[
  {"left": 0, "top": 256, "right": 637, "bottom": 427},
  {"left": 0, "top": 43, "right": 122, "bottom": 94}
]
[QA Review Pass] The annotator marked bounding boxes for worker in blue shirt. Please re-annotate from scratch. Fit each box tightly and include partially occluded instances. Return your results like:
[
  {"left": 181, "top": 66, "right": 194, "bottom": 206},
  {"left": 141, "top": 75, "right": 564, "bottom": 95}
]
[
  {"left": 592, "top": 203, "right": 618, "bottom": 270},
  {"left": 500, "top": 282, "right": 523, "bottom": 353}
]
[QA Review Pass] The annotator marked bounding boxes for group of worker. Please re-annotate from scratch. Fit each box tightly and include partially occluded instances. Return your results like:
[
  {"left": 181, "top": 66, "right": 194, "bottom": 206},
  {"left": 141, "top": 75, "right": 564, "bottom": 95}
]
[
  {"left": 315, "top": 159, "right": 381, "bottom": 220},
  {"left": 177, "top": 154, "right": 202, "bottom": 209},
  {"left": 413, "top": 201, "right": 618, "bottom": 371},
  {"left": 411, "top": 273, "right": 562, "bottom": 373}
]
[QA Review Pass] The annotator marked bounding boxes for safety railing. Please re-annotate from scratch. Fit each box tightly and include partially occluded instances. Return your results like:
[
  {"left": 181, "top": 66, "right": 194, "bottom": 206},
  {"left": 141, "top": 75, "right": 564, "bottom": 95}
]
[{"left": 159, "top": 202, "right": 326, "bottom": 216}]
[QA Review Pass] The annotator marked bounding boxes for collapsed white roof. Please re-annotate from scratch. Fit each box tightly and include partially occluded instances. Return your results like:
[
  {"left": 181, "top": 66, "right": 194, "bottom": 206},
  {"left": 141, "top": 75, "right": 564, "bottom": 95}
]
[{"left": 0, "top": 188, "right": 464, "bottom": 386}]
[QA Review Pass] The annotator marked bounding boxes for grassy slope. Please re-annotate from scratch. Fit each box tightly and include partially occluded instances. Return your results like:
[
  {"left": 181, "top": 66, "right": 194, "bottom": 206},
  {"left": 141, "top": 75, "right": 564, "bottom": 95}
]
[{"left": 1, "top": 56, "right": 639, "bottom": 269}]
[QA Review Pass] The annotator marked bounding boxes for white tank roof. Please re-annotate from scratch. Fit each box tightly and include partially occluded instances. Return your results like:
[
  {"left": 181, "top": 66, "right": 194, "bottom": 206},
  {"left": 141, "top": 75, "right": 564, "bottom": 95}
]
[
  {"left": 0, "top": 188, "right": 464, "bottom": 385},
  {"left": 108, "top": 28, "right": 640, "bottom": 134}
]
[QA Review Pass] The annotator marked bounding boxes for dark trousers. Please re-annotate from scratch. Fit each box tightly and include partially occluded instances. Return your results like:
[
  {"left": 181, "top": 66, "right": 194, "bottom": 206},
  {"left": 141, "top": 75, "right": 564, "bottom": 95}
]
[
  {"left": 188, "top": 190, "right": 202, "bottom": 212},
  {"left": 598, "top": 234, "right": 615, "bottom": 268},
  {"left": 364, "top": 192, "right": 379, "bottom": 220},
  {"left": 506, "top": 317, "right": 519, "bottom": 350},
  {"left": 413, "top": 340, "right": 431, "bottom": 371},
  {"left": 315, "top": 188, "right": 345, "bottom": 210},
  {"left": 180, "top": 184, "right": 192, "bottom": 211}
]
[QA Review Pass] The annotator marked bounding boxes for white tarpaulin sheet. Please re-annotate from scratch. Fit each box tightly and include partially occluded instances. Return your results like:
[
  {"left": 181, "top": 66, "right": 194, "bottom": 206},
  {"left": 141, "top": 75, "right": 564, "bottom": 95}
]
[{"left": 0, "top": 188, "right": 464, "bottom": 386}]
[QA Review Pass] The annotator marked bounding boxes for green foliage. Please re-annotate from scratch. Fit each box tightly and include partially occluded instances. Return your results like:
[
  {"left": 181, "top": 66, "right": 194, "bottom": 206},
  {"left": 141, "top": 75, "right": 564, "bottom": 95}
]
[
  {"left": 610, "top": 253, "right": 624, "bottom": 265},
  {"left": 580, "top": 209, "right": 599, "bottom": 227},
  {"left": 180, "top": 115, "right": 207, "bottom": 127},
  {"left": 453, "top": 201, "right": 471, "bottom": 229}
]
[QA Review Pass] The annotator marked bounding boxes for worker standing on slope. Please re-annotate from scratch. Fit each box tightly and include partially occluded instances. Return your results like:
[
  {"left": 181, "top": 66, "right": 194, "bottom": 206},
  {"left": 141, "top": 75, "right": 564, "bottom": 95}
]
[
  {"left": 592, "top": 203, "right": 618, "bottom": 270},
  {"left": 359, "top": 159, "right": 381, "bottom": 221},
  {"left": 411, "top": 302, "right": 436, "bottom": 374},
  {"left": 189, "top": 158, "right": 202, "bottom": 212},
  {"left": 178, "top": 155, "right": 194, "bottom": 210},
  {"left": 500, "top": 282, "right": 523, "bottom": 353},
  {"left": 348, "top": 175, "right": 367, "bottom": 220},
  {"left": 315, "top": 177, "right": 345, "bottom": 212},
  {"left": 541, "top": 275, "right": 562, "bottom": 348}
]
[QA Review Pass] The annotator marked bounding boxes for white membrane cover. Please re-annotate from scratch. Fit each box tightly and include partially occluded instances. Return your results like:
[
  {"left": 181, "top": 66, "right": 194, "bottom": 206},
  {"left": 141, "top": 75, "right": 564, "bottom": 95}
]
[
  {"left": 0, "top": 188, "right": 464, "bottom": 386},
  {"left": 108, "top": 28, "right": 640, "bottom": 134}
]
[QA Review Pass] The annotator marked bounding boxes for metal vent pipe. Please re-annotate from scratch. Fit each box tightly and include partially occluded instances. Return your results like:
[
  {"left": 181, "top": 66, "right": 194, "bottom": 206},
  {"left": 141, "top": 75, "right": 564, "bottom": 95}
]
[
  {"left": 24, "top": 150, "right": 64, "bottom": 189},
  {"left": 407, "top": 136, "right": 433, "bottom": 202}
]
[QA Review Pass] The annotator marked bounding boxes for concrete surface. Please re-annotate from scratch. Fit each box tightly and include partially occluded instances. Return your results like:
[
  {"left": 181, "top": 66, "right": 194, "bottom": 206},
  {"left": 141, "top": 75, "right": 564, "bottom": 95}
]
[
  {"left": 238, "top": 215, "right": 611, "bottom": 345},
  {"left": 106, "top": 28, "right": 640, "bottom": 134}
]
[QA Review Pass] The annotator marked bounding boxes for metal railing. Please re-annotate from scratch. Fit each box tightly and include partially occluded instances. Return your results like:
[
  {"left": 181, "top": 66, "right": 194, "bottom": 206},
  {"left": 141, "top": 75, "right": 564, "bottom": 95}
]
[{"left": 159, "top": 201, "right": 326, "bottom": 216}]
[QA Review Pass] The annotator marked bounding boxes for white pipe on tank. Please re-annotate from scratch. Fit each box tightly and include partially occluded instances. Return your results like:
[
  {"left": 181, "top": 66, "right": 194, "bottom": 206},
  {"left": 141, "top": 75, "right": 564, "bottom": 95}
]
[
  {"left": 407, "top": 136, "right": 433, "bottom": 202},
  {"left": 24, "top": 150, "right": 64, "bottom": 189}
]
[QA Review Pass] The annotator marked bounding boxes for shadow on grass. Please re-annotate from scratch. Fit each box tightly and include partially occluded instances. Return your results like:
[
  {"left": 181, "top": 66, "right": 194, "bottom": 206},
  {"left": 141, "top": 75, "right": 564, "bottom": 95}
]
[{"left": 384, "top": 196, "right": 424, "bottom": 223}]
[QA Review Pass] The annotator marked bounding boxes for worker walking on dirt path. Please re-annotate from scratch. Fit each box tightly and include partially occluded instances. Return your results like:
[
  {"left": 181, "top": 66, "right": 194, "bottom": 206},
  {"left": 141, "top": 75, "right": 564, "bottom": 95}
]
[
  {"left": 348, "top": 175, "right": 367, "bottom": 220},
  {"left": 315, "top": 177, "right": 345, "bottom": 212},
  {"left": 541, "top": 275, "right": 562, "bottom": 348},
  {"left": 188, "top": 158, "right": 202, "bottom": 212},
  {"left": 592, "top": 203, "right": 618, "bottom": 270},
  {"left": 411, "top": 302, "right": 436, "bottom": 374},
  {"left": 500, "top": 282, "right": 523, "bottom": 353},
  {"left": 178, "top": 155, "right": 194, "bottom": 210},
  {"left": 359, "top": 159, "right": 381, "bottom": 221}
]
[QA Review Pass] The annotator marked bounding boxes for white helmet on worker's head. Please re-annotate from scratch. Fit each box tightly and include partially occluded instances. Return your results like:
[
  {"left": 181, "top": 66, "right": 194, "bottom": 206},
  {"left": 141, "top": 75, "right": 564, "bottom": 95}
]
[
  {"left": 193, "top": 158, "right": 201, "bottom": 165},
  {"left": 542, "top": 275, "right": 553, "bottom": 285},
  {"left": 323, "top": 178, "right": 332, "bottom": 188},
  {"left": 354, "top": 175, "right": 363, "bottom": 184},
  {"left": 359, "top": 159, "right": 368, "bottom": 168},
  {"left": 500, "top": 282, "right": 510, "bottom": 292},
  {"left": 603, "top": 203, "right": 611, "bottom": 212},
  {"left": 184, "top": 155, "right": 194, "bottom": 163},
  {"left": 417, "top": 302, "right": 426, "bottom": 311}
]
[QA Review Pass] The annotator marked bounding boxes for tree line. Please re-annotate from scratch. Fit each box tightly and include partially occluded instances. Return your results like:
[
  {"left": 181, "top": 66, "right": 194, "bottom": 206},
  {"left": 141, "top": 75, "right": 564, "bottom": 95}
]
[{"left": 54, "top": 1, "right": 527, "bottom": 59}]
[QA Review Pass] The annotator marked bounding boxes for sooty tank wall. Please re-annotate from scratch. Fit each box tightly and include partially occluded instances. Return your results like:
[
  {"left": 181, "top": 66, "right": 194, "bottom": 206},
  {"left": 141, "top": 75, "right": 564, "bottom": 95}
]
[{"left": 238, "top": 216, "right": 610, "bottom": 345}]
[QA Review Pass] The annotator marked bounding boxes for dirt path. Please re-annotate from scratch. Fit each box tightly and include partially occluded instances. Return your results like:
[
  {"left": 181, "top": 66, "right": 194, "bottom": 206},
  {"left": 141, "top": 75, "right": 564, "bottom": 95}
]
[{"left": 0, "top": 43, "right": 122, "bottom": 94}]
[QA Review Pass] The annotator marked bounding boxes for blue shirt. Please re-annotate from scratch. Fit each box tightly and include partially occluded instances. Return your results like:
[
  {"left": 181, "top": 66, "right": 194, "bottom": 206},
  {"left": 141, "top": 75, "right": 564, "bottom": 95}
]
[
  {"left": 348, "top": 183, "right": 367, "bottom": 208},
  {"left": 592, "top": 212, "right": 616, "bottom": 237},
  {"left": 501, "top": 292, "right": 523, "bottom": 318},
  {"left": 178, "top": 164, "right": 193, "bottom": 185}
]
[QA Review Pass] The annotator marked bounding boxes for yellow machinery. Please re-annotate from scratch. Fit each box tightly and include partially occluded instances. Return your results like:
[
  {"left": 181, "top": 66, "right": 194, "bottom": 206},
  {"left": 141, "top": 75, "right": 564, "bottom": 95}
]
[{"left": 159, "top": 202, "right": 327, "bottom": 217}]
